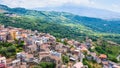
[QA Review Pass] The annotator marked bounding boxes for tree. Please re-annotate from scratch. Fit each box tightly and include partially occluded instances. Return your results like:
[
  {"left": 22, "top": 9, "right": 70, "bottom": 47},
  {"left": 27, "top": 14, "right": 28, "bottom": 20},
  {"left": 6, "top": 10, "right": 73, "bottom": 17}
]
[
  {"left": 0, "top": 42, "right": 17, "bottom": 58},
  {"left": 62, "top": 55, "right": 69, "bottom": 64},
  {"left": 0, "top": 47, "right": 7, "bottom": 56},
  {"left": 7, "top": 45, "right": 16, "bottom": 52},
  {"left": 37, "top": 62, "right": 56, "bottom": 68}
]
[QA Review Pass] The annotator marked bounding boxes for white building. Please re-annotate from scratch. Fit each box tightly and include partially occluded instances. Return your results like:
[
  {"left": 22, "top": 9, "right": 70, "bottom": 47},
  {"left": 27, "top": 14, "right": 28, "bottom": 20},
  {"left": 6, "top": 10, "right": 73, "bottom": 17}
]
[{"left": 0, "top": 57, "right": 6, "bottom": 65}]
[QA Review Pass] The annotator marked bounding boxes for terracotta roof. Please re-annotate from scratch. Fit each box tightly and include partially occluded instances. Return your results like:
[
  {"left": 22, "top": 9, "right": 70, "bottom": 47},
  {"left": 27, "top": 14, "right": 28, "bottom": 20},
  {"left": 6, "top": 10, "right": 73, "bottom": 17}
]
[
  {"left": 99, "top": 54, "right": 107, "bottom": 59},
  {"left": 80, "top": 46, "right": 88, "bottom": 51},
  {"left": 0, "top": 63, "right": 5, "bottom": 68},
  {"left": 0, "top": 32, "right": 6, "bottom": 35},
  {"left": 20, "top": 52, "right": 33, "bottom": 59},
  {"left": 22, "top": 33, "right": 27, "bottom": 38},
  {"left": 50, "top": 55, "right": 61, "bottom": 61},
  {"left": 39, "top": 52, "right": 50, "bottom": 55}
]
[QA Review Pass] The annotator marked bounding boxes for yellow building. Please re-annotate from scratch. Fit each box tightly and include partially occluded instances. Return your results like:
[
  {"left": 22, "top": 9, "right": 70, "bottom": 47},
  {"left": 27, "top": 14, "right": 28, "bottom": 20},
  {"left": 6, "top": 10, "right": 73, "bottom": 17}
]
[{"left": 9, "top": 30, "right": 17, "bottom": 40}]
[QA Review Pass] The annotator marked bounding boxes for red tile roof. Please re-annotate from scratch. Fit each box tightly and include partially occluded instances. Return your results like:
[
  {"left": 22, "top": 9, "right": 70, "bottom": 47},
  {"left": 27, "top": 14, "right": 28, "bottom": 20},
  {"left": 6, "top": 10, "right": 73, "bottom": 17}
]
[
  {"left": 0, "top": 63, "right": 5, "bottom": 68},
  {"left": 99, "top": 54, "right": 107, "bottom": 59}
]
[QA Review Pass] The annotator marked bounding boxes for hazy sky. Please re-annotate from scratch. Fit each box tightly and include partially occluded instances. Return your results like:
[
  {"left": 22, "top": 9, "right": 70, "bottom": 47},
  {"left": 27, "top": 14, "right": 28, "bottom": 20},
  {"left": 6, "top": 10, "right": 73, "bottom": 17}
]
[{"left": 0, "top": 0, "right": 120, "bottom": 12}]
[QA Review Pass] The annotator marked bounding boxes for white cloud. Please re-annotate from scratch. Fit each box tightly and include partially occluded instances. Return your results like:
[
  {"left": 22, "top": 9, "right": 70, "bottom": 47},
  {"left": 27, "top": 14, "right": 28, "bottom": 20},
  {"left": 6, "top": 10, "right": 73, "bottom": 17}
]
[
  {"left": 1, "top": 0, "right": 120, "bottom": 12},
  {"left": 112, "top": 4, "right": 119, "bottom": 9},
  {"left": 109, "top": 4, "right": 120, "bottom": 12},
  {"left": 0, "top": 0, "right": 94, "bottom": 8}
]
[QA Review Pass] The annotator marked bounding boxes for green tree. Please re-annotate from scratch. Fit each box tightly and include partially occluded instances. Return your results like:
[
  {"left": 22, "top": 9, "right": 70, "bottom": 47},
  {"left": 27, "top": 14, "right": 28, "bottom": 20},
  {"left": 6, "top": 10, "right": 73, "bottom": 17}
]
[
  {"left": 38, "top": 62, "right": 56, "bottom": 68},
  {"left": 62, "top": 55, "right": 69, "bottom": 64}
]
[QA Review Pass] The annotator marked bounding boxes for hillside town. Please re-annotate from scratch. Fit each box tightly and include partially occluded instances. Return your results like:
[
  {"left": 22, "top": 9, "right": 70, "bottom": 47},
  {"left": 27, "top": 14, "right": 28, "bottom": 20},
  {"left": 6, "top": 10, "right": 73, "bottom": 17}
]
[{"left": 0, "top": 24, "right": 120, "bottom": 68}]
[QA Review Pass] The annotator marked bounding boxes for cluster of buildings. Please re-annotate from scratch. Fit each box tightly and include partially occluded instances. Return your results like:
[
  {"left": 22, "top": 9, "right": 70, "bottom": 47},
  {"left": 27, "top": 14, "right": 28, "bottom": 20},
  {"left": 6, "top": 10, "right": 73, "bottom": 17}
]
[{"left": 0, "top": 24, "right": 120, "bottom": 68}]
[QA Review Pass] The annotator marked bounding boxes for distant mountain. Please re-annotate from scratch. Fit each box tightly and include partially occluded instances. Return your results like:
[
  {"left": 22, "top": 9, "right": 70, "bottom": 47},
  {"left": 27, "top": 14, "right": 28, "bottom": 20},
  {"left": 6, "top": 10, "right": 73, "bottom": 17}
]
[
  {"left": 0, "top": 4, "right": 120, "bottom": 44},
  {"left": 1, "top": 4, "right": 120, "bottom": 19},
  {"left": 34, "top": 5, "right": 120, "bottom": 19},
  {"left": 0, "top": 4, "right": 10, "bottom": 10}
]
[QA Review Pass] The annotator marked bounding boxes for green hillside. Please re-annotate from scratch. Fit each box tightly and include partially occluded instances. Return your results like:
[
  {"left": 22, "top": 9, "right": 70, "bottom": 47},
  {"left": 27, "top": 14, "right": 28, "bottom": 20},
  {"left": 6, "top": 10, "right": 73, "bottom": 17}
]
[{"left": 0, "top": 4, "right": 120, "bottom": 44}]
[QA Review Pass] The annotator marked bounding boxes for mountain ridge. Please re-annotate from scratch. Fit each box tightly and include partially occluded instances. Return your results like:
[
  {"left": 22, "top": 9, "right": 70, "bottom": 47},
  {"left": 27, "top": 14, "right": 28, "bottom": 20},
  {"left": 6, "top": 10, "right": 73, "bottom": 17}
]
[{"left": 33, "top": 4, "right": 120, "bottom": 19}]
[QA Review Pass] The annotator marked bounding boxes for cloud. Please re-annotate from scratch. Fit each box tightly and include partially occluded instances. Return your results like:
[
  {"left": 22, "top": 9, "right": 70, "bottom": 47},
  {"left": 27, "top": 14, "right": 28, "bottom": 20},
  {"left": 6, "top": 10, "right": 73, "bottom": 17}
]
[
  {"left": 0, "top": 0, "right": 94, "bottom": 8},
  {"left": 1, "top": 0, "right": 120, "bottom": 12},
  {"left": 110, "top": 4, "right": 120, "bottom": 12}
]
